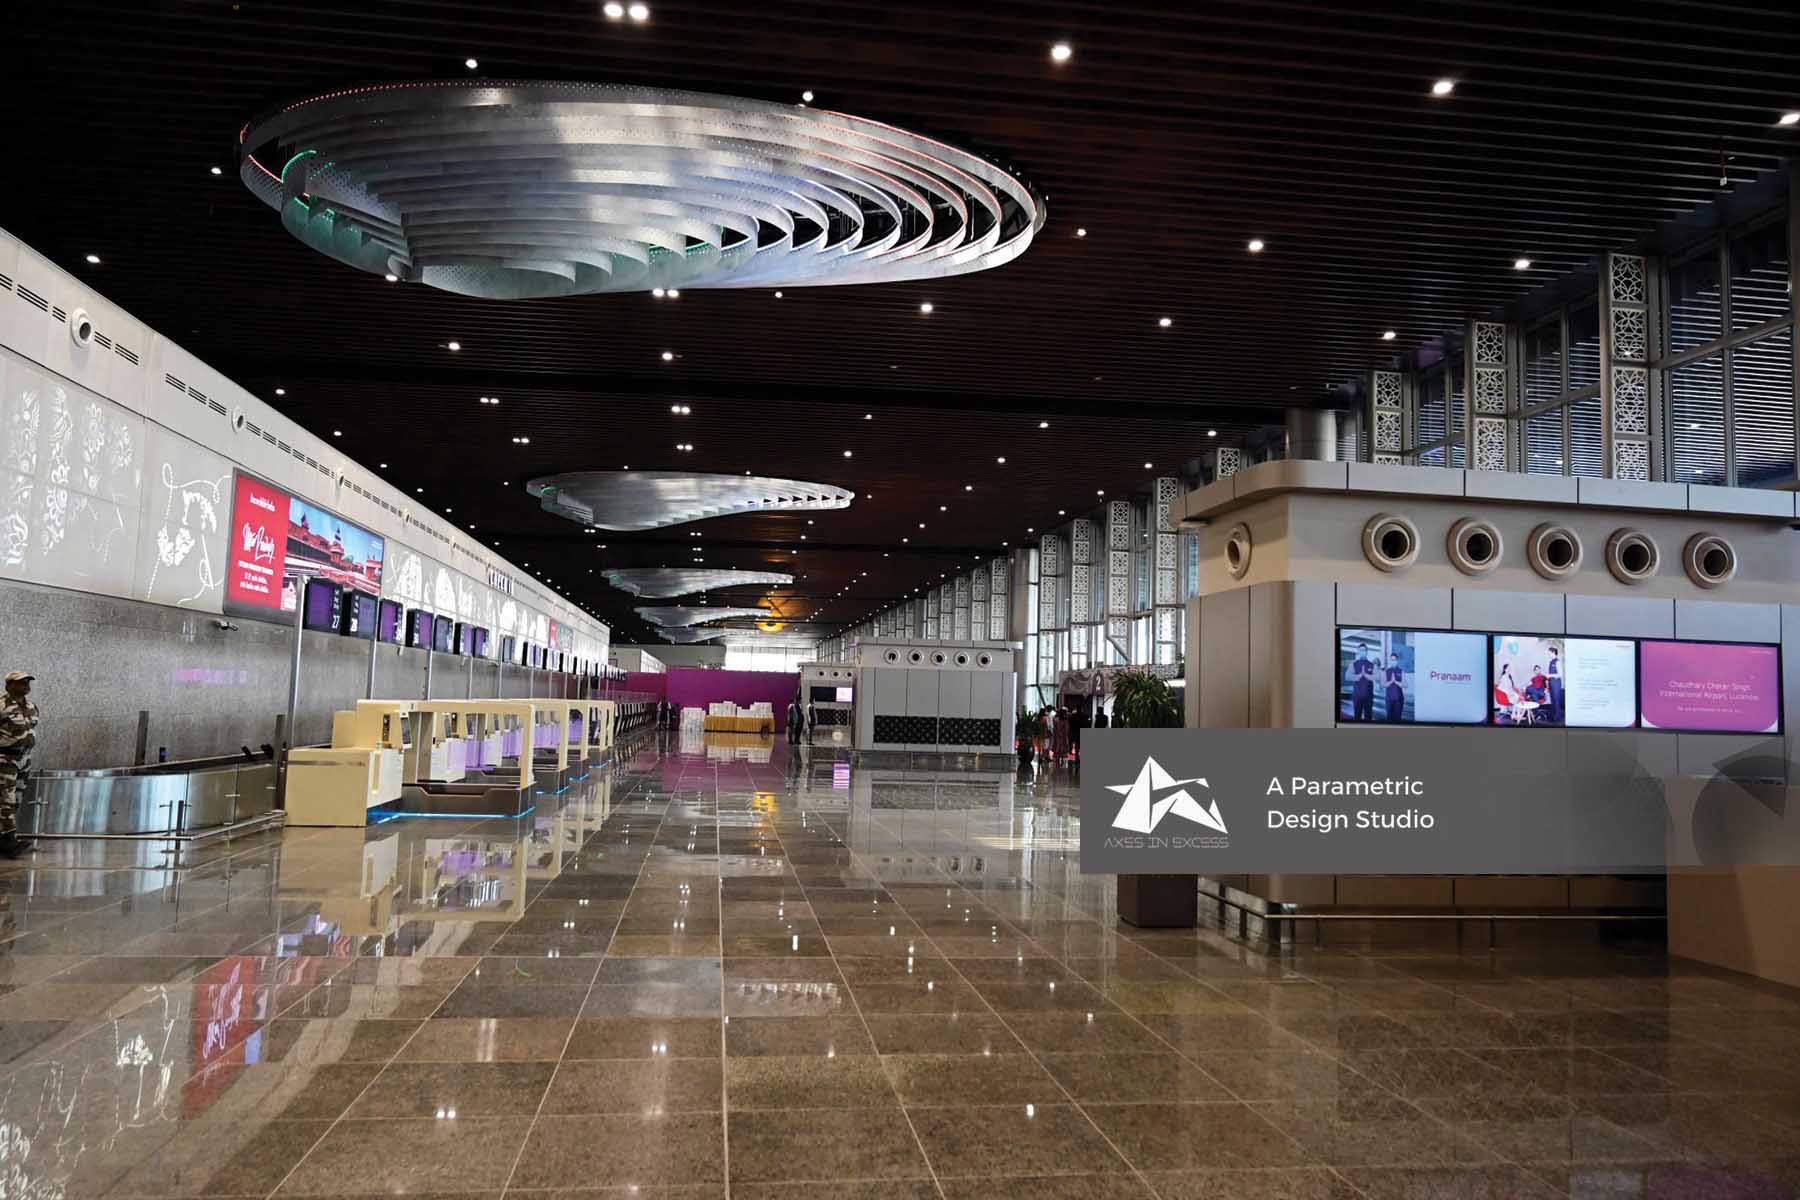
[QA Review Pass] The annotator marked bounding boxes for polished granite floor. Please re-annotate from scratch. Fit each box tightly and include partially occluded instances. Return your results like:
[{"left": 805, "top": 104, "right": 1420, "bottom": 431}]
[{"left": 2, "top": 730, "right": 1799, "bottom": 1199}]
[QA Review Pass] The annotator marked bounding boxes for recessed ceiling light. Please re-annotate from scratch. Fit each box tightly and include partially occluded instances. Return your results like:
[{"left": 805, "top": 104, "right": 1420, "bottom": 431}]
[
  {"left": 1143, "top": 462, "right": 1152, "bottom": 468},
  {"left": 627, "top": 2, "right": 649, "bottom": 20},
  {"left": 801, "top": 90, "right": 814, "bottom": 103},
  {"left": 1431, "top": 79, "right": 1455, "bottom": 96},
  {"left": 1247, "top": 238, "right": 1265, "bottom": 253},
  {"left": 918, "top": 523, "right": 926, "bottom": 529},
  {"left": 1026, "top": 527, "right": 1034, "bottom": 533},
  {"left": 416, "top": 487, "right": 424, "bottom": 493},
  {"left": 667, "top": 288, "right": 679, "bottom": 298},
  {"left": 774, "top": 290, "right": 784, "bottom": 299},
  {"left": 84, "top": 254, "right": 101, "bottom": 264},
  {"left": 379, "top": 462, "right": 388, "bottom": 468},
  {"left": 274, "top": 387, "right": 285, "bottom": 396},
  {"left": 333, "top": 430, "right": 342, "bottom": 437},
  {"left": 964, "top": 484, "right": 973, "bottom": 491},
  {"left": 661, "top": 350, "right": 674, "bottom": 361},
  {"left": 996, "top": 456, "right": 1006, "bottom": 464},
  {"left": 1382, "top": 330, "right": 1396, "bottom": 340},
  {"left": 1780, "top": 112, "right": 1800, "bottom": 126},
  {"left": 652, "top": 287, "right": 665, "bottom": 298},
  {"left": 603, "top": 1, "right": 624, "bottom": 16},
  {"left": 1097, "top": 489, "right": 1105, "bottom": 496},
  {"left": 1158, "top": 316, "right": 1172, "bottom": 327},
  {"left": 1514, "top": 257, "right": 1532, "bottom": 270},
  {"left": 843, "top": 450, "right": 853, "bottom": 457},
  {"left": 1050, "top": 42, "right": 1072, "bottom": 63},
  {"left": 1038, "top": 420, "right": 1049, "bottom": 429},
  {"left": 1076, "top": 227, "right": 1087, "bottom": 238},
  {"left": 919, "top": 302, "right": 934, "bottom": 314},
  {"left": 447, "top": 341, "right": 461, "bottom": 351},
  {"left": 1057, "top": 509, "right": 1066, "bottom": 516},
  {"left": 465, "top": 57, "right": 479, "bottom": 69},
  {"left": 1207, "top": 429, "right": 1217, "bottom": 438},
  {"left": 210, "top": 166, "right": 223, "bottom": 176},
  {"left": 384, "top": 273, "right": 398, "bottom": 282},
  {"left": 938, "top": 505, "right": 947, "bottom": 512}
]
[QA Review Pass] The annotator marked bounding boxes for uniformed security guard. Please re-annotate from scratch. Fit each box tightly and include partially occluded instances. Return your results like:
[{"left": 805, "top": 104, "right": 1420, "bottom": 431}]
[{"left": 0, "top": 671, "right": 40, "bottom": 857}]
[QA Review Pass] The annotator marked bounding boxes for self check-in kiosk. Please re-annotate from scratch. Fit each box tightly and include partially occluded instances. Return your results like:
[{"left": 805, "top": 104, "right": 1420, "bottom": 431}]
[{"left": 285, "top": 700, "right": 411, "bottom": 825}]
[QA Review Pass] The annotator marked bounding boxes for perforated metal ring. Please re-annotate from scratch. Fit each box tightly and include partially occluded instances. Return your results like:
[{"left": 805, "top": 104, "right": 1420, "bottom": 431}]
[
  {"left": 1526, "top": 523, "right": 1582, "bottom": 580},
  {"left": 1224, "top": 522, "right": 1253, "bottom": 579},
  {"left": 1446, "top": 517, "right": 1503, "bottom": 576},
  {"left": 1683, "top": 533, "right": 1736, "bottom": 589},
  {"left": 1361, "top": 513, "right": 1420, "bottom": 573},
  {"left": 1605, "top": 528, "right": 1660, "bottom": 585}
]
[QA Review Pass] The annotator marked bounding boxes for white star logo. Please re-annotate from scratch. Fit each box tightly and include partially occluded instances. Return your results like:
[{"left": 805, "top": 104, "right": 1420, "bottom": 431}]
[{"left": 1107, "top": 756, "right": 1228, "bottom": 835}]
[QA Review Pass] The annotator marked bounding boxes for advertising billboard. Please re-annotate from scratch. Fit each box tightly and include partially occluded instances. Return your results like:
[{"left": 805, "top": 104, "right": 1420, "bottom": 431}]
[
  {"left": 1492, "top": 635, "right": 1636, "bottom": 728},
  {"left": 1337, "top": 628, "right": 1487, "bottom": 725},
  {"left": 223, "top": 471, "right": 385, "bottom": 619},
  {"left": 1639, "top": 640, "right": 1780, "bottom": 733}
]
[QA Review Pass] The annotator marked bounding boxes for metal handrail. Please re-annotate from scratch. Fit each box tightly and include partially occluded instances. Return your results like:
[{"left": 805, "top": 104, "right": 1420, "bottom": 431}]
[{"left": 1205, "top": 889, "right": 1666, "bottom": 949}]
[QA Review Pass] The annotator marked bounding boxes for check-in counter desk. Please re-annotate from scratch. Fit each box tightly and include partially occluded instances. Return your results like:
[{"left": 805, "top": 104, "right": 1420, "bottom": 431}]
[{"left": 286, "top": 700, "right": 410, "bottom": 826}]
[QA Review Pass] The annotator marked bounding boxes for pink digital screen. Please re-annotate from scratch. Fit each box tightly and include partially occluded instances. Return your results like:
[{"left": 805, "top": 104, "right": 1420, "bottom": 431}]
[{"left": 1638, "top": 640, "right": 1780, "bottom": 733}]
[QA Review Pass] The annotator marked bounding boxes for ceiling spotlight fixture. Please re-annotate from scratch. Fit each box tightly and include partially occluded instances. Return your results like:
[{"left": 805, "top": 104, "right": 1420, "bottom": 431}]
[
  {"left": 1038, "top": 420, "right": 1049, "bottom": 429},
  {"left": 1076, "top": 227, "right": 1087, "bottom": 238},
  {"left": 627, "top": 2, "right": 649, "bottom": 20},
  {"left": 240, "top": 82, "right": 1041, "bottom": 298},
  {"left": 1514, "top": 257, "right": 1532, "bottom": 270},
  {"left": 84, "top": 254, "right": 101, "bottom": 264},
  {"left": 1247, "top": 238, "right": 1265, "bottom": 253},
  {"left": 1050, "top": 42, "right": 1073, "bottom": 63},
  {"left": 274, "top": 387, "right": 286, "bottom": 396},
  {"left": 332, "top": 430, "right": 342, "bottom": 438},
  {"left": 447, "top": 340, "right": 461, "bottom": 351},
  {"left": 1207, "top": 429, "right": 1217, "bottom": 438},
  {"left": 773, "top": 290, "right": 784, "bottom": 299},
  {"left": 384, "top": 273, "right": 398, "bottom": 282},
  {"left": 1781, "top": 112, "right": 1800, "bottom": 126},
  {"left": 1381, "top": 330, "right": 1397, "bottom": 341},
  {"left": 996, "top": 456, "right": 1007, "bottom": 464},
  {"left": 652, "top": 286, "right": 665, "bottom": 298},
  {"left": 661, "top": 350, "right": 675, "bottom": 361},
  {"left": 1143, "top": 462, "right": 1153, "bottom": 469},
  {"left": 465, "top": 58, "right": 479, "bottom": 69},
  {"left": 843, "top": 450, "right": 853, "bottom": 458},
  {"left": 1431, "top": 79, "right": 1456, "bottom": 96},
  {"left": 210, "top": 166, "right": 223, "bottom": 176},
  {"left": 1158, "top": 316, "right": 1172, "bottom": 327},
  {"left": 603, "top": 1, "right": 624, "bottom": 16},
  {"left": 801, "top": 90, "right": 814, "bottom": 103},
  {"left": 919, "top": 302, "right": 934, "bottom": 314},
  {"left": 964, "top": 484, "right": 973, "bottom": 491},
  {"left": 379, "top": 462, "right": 388, "bottom": 468}
]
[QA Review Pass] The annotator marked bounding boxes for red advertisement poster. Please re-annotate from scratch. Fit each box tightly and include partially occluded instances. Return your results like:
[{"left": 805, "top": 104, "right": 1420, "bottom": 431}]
[{"left": 223, "top": 471, "right": 291, "bottom": 615}]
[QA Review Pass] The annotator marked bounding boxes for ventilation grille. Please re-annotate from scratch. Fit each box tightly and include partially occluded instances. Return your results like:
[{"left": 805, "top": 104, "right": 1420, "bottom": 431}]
[
  {"left": 93, "top": 332, "right": 112, "bottom": 349},
  {"left": 52, "top": 306, "right": 67, "bottom": 323},
  {"left": 0, "top": 273, "right": 12, "bottom": 292},
  {"left": 17, "top": 286, "right": 48, "bottom": 312},
  {"left": 116, "top": 345, "right": 139, "bottom": 365}
]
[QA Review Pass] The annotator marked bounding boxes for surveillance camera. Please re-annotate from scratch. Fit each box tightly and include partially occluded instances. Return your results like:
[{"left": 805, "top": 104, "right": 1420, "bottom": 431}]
[{"left": 212, "top": 619, "right": 240, "bottom": 632}]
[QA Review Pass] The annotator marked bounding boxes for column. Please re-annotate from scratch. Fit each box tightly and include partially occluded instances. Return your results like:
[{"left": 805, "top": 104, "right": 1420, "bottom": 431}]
[
  {"left": 1068, "top": 518, "right": 1095, "bottom": 670},
  {"left": 1602, "top": 251, "right": 1653, "bottom": 480},
  {"left": 1106, "top": 499, "right": 1131, "bottom": 662},
  {"left": 1370, "top": 369, "right": 1407, "bottom": 464},
  {"left": 1152, "top": 476, "right": 1181, "bottom": 667}
]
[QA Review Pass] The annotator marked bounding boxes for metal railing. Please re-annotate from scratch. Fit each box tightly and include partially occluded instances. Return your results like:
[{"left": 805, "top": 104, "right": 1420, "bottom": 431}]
[{"left": 25, "top": 754, "right": 280, "bottom": 840}]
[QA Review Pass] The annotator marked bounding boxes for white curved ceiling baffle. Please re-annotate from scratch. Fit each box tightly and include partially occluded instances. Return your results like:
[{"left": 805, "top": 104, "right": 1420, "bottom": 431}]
[
  {"left": 603, "top": 567, "right": 793, "bottom": 598},
  {"left": 238, "top": 82, "right": 1044, "bottom": 300},
  {"left": 636, "top": 606, "right": 768, "bottom": 627},
  {"left": 655, "top": 627, "right": 732, "bottom": 644},
  {"left": 528, "top": 471, "right": 852, "bottom": 532}
]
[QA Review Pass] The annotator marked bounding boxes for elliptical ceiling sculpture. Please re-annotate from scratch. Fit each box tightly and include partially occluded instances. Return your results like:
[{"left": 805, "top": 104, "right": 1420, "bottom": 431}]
[
  {"left": 529, "top": 471, "right": 851, "bottom": 532},
  {"left": 636, "top": 606, "right": 769, "bottom": 627},
  {"left": 239, "top": 82, "right": 1044, "bottom": 299},
  {"left": 604, "top": 567, "right": 792, "bottom": 598},
  {"left": 654, "top": 627, "right": 732, "bottom": 644}
]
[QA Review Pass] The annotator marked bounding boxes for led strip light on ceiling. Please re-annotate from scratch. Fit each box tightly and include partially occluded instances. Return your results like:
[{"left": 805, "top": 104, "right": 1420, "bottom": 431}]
[
  {"left": 603, "top": 566, "right": 793, "bottom": 598},
  {"left": 239, "top": 81, "right": 1044, "bottom": 299},
  {"left": 636, "top": 606, "right": 770, "bottom": 627}
]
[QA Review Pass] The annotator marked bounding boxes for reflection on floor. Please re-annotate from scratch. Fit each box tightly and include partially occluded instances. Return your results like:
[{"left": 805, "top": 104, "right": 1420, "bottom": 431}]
[{"left": 1, "top": 730, "right": 1798, "bottom": 1198}]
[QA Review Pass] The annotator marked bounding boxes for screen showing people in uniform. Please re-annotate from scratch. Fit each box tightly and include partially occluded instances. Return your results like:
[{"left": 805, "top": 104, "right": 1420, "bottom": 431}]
[
  {"left": 1337, "top": 628, "right": 1486, "bottom": 724},
  {"left": 1639, "top": 640, "right": 1780, "bottom": 733},
  {"left": 1492, "top": 635, "right": 1635, "bottom": 728},
  {"left": 836, "top": 686, "right": 853, "bottom": 703}
]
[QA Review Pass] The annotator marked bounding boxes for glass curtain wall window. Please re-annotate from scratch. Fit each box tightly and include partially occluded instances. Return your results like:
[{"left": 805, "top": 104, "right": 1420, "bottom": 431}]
[
  {"left": 1515, "top": 299, "right": 1603, "bottom": 476},
  {"left": 1660, "top": 214, "right": 1794, "bottom": 488}
]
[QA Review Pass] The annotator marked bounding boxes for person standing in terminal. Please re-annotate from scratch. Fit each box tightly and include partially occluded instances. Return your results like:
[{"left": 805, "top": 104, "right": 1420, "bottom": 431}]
[
  {"left": 1546, "top": 646, "right": 1564, "bottom": 723},
  {"left": 0, "top": 672, "right": 40, "bottom": 857},
  {"left": 1348, "top": 648, "right": 1376, "bottom": 721},
  {"left": 786, "top": 699, "right": 803, "bottom": 743},
  {"left": 1382, "top": 652, "right": 1406, "bottom": 723}
]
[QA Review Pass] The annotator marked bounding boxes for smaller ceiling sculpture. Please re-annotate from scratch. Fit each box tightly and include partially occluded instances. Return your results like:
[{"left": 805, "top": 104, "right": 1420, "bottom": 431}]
[
  {"left": 604, "top": 566, "right": 793, "bottom": 598},
  {"left": 636, "top": 605, "right": 769, "bottom": 627},
  {"left": 529, "top": 471, "right": 852, "bottom": 532}
]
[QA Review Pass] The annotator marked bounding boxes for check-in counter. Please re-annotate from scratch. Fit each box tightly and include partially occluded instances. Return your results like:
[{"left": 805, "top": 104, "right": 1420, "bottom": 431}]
[{"left": 286, "top": 700, "right": 410, "bottom": 826}]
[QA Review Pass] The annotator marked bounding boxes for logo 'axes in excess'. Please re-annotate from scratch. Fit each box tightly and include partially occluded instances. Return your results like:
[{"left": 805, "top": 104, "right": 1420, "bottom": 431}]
[{"left": 1108, "top": 757, "right": 1228, "bottom": 835}]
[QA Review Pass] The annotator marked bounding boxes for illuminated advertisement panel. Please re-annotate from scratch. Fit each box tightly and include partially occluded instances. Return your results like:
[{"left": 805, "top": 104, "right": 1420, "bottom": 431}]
[
  {"left": 1337, "top": 627, "right": 1487, "bottom": 725},
  {"left": 223, "top": 471, "right": 384, "bottom": 619},
  {"left": 1640, "top": 640, "right": 1780, "bottom": 733}
]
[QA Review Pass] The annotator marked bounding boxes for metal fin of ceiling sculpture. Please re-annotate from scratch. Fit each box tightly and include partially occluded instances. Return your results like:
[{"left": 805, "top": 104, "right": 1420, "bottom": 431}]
[
  {"left": 529, "top": 471, "right": 853, "bottom": 532},
  {"left": 603, "top": 567, "right": 794, "bottom": 598},
  {"left": 238, "top": 81, "right": 1044, "bottom": 300},
  {"left": 636, "top": 606, "right": 770, "bottom": 627}
]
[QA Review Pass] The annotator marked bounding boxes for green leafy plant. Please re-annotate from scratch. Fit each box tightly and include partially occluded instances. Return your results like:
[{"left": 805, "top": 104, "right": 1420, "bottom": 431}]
[
  {"left": 1016, "top": 708, "right": 1047, "bottom": 740},
  {"left": 1110, "top": 669, "right": 1182, "bottom": 729}
]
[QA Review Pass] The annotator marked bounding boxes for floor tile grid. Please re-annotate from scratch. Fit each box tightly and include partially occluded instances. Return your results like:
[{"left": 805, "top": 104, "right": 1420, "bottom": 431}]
[
  {"left": 781, "top": 818, "right": 952, "bottom": 1200},
  {"left": 803, "top": 812, "right": 1368, "bottom": 1197},
  {"left": 255, "top": 803, "right": 642, "bottom": 1198}
]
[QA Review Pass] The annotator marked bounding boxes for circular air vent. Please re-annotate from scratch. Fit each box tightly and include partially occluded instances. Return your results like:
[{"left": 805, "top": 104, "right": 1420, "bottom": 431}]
[
  {"left": 976, "top": 652, "right": 994, "bottom": 668},
  {"left": 1605, "top": 528, "right": 1660, "bottom": 585},
  {"left": 1225, "top": 523, "right": 1252, "bottom": 579},
  {"left": 954, "top": 652, "right": 970, "bottom": 666},
  {"left": 1447, "top": 518, "right": 1503, "bottom": 576},
  {"left": 1361, "top": 513, "right": 1420, "bottom": 573},
  {"left": 69, "top": 308, "right": 94, "bottom": 349},
  {"left": 931, "top": 651, "right": 947, "bottom": 666},
  {"left": 1684, "top": 533, "right": 1736, "bottom": 589},
  {"left": 907, "top": 649, "right": 924, "bottom": 664},
  {"left": 1526, "top": 523, "right": 1582, "bottom": 580},
  {"left": 884, "top": 649, "right": 901, "bottom": 664}
]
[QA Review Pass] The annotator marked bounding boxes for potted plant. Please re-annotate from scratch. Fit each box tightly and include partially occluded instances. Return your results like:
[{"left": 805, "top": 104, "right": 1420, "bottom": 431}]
[
  {"left": 1016, "top": 708, "right": 1046, "bottom": 766},
  {"left": 1110, "top": 669, "right": 1182, "bottom": 729}
]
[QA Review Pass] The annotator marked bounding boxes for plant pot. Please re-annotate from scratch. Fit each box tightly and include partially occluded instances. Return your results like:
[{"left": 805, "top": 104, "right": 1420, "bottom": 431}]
[{"left": 1017, "top": 742, "right": 1035, "bottom": 767}]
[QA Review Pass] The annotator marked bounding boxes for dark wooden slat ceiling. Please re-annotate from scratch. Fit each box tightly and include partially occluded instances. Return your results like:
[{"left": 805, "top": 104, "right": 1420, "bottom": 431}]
[{"left": 7, "top": 0, "right": 1798, "bottom": 639}]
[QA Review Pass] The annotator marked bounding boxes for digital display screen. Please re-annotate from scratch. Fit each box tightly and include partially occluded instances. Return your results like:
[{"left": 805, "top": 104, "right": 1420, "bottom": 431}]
[
  {"left": 1492, "top": 635, "right": 1636, "bottom": 728},
  {"left": 471, "top": 627, "right": 489, "bottom": 659},
  {"left": 837, "top": 686, "right": 854, "bottom": 703},
  {"left": 339, "top": 592, "right": 377, "bottom": 640},
  {"left": 377, "top": 599, "right": 402, "bottom": 645},
  {"left": 1338, "top": 628, "right": 1487, "bottom": 725},
  {"left": 406, "top": 609, "right": 433, "bottom": 650},
  {"left": 432, "top": 617, "right": 454, "bottom": 653},
  {"left": 500, "top": 635, "right": 516, "bottom": 663},
  {"left": 223, "top": 471, "right": 384, "bottom": 619},
  {"left": 301, "top": 579, "right": 341, "bottom": 632},
  {"left": 453, "top": 622, "right": 470, "bottom": 655},
  {"left": 1639, "top": 640, "right": 1780, "bottom": 733}
]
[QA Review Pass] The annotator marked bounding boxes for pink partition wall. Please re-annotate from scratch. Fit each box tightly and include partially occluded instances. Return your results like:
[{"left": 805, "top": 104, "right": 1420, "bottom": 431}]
[
  {"left": 663, "top": 669, "right": 801, "bottom": 729},
  {"left": 624, "top": 672, "right": 669, "bottom": 700}
]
